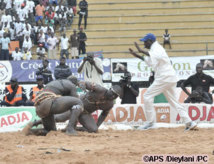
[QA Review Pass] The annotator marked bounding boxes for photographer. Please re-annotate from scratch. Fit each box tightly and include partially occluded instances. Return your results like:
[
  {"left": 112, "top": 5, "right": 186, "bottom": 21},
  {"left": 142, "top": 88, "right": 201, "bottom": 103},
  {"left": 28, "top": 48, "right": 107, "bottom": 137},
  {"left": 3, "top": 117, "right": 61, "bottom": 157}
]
[
  {"left": 119, "top": 72, "right": 139, "bottom": 104},
  {"left": 184, "top": 86, "right": 213, "bottom": 104},
  {"left": 77, "top": 52, "right": 103, "bottom": 85},
  {"left": 181, "top": 63, "right": 214, "bottom": 104},
  {"left": 36, "top": 59, "right": 53, "bottom": 84}
]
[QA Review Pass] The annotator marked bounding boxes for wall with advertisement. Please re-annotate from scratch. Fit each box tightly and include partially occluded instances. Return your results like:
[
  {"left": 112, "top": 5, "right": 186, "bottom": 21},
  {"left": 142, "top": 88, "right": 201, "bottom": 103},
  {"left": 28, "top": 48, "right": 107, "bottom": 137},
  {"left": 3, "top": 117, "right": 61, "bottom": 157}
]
[
  {"left": 111, "top": 55, "right": 214, "bottom": 82},
  {"left": 104, "top": 104, "right": 214, "bottom": 125},
  {"left": 0, "top": 59, "right": 111, "bottom": 83},
  {"left": 1, "top": 104, "right": 214, "bottom": 133}
]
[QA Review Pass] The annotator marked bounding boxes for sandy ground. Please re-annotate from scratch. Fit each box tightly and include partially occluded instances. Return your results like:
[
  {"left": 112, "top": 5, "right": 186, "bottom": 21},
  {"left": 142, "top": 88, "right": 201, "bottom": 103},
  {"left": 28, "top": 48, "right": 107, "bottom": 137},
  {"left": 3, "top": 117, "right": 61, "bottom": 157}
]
[{"left": 0, "top": 127, "right": 213, "bottom": 164}]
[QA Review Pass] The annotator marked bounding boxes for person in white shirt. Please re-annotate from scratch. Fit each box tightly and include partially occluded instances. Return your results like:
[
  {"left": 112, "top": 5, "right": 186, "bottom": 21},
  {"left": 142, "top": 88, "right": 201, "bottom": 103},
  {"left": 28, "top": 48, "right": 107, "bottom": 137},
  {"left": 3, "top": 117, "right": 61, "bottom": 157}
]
[
  {"left": 22, "top": 47, "right": 32, "bottom": 60},
  {"left": 129, "top": 33, "right": 197, "bottom": 131},
  {"left": 15, "top": 19, "right": 24, "bottom": 37},
  {"left": 22, "top": 36, "right": 32, "bottom": 50},
  {"left": 47, "top": 33, "right": 58, "bottom": 59},
  {"left": 1, "top": 11, "right": 12, "bottom": 25},
  {"left": 0, "top": 33, "right": 11, "bottom": 60},
  {"left": 67, "top": 6, "right": 74, "bottom": 27},
  {"left": 37, "top": 29, "right": 46, "bottom": 44},
  {"left": 77, "top": 52, "right": 104, "bottom": 86},
  {"left": 26, "top": 0, "right": 35, "bottom": 24},
  {"left": 18, "top": 4, "right": 28, "bottom": 22},
  {"left": 58, "top": 33, "right": 69, "bottom": 59},
  {"left": 9, "top": 23, "right": 16, "bottom": 41},
  {"left": 4, "top": 0, "right": 12, "bottom": 13},
  {"left": 13, "top": 0, "right": 24, "bottom": 10},
  {"left": 12, "top": 47, "right": 23, "bottom": 61},
  {"left": 36, "top": 44, "right": 46, "bottom": 60}
]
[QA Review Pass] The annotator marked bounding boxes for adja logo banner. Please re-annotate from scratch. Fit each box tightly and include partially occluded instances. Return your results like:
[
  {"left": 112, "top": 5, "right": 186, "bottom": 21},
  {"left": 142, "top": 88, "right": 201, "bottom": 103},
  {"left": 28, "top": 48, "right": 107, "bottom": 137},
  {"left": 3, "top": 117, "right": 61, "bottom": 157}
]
[{"left": 104, "top": 104, "right": 214, "bottom": 124}]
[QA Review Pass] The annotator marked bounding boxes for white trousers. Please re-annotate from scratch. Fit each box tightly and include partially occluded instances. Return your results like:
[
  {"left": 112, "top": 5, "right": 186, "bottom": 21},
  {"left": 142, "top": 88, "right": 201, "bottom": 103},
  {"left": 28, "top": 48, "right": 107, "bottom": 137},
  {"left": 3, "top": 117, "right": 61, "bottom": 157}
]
[
  {"left": 71, "top": 47, "right": 79, "bottom": 57},
  {"left": 144, "top": 81, "right": 191, "bottom": 124},
  {"left": 48, "top": 49, "right": 57, "bottom": 59}
]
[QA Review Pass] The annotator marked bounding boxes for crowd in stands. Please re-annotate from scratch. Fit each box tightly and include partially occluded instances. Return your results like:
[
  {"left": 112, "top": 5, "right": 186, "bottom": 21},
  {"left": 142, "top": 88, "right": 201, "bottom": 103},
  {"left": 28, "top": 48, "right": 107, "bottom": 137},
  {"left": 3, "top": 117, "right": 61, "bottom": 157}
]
[{"left": 0, "top": 0, "right": 88, "bottom": 61}]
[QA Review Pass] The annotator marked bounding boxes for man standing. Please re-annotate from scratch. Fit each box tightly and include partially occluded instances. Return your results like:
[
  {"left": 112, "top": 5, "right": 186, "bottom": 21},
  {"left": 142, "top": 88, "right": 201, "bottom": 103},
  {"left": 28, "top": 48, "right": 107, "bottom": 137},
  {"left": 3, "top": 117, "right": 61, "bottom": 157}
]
[
  {"left": 0, "top": 32, "right": 11, "bottom": 60},
  {"left": 129, "top": 33, "right": 196, "bottom": 131},
  {"left": 69, "top": 29, "right": 79, "bottom": 59},
  {"left": 47, "top": 33, "right": 58, "bottom": 59},
  {"left": 54, "top": 57, "right": 72, "bottom": 80},
  {"left": 78, "top": 27, "right": 87, "bottom": 55},
  {"left": 58, "top": 33, "right": 69, "bottom": 59},
  {"left": 181, "top": 63, "right": 214, "bottom": 104},
  {"left": 36, "top": 59, "right": 53, "bottom": 84},
  {"left": 78, "top": 53, "right": 103, "bottom": 85},
  {"left": 78, "top": 0, "right": 88, "bottom": 29},
  {"left": 35, "top": 2, "right": 45, "bottom": 26}
]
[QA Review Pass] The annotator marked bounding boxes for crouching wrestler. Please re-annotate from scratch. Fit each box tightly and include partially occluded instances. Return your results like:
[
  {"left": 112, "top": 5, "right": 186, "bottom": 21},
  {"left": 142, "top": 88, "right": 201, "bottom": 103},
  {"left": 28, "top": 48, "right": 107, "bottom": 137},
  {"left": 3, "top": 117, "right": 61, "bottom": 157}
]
[{"left": 24, "top": 91, "right": 84, "bottom": 136}]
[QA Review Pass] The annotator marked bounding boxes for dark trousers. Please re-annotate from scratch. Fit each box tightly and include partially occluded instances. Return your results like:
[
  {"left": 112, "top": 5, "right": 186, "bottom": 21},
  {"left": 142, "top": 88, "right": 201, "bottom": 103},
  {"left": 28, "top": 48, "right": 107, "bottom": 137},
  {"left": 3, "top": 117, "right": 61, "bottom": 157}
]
[
  {"left": 0, "top": 49, "right": 9, "bottom": 60},
  {"left": 78, "top": 14, "right": 87, "bottom": 29},
  {"left": 79, "top": 43, "right": 86, "bottom": 55},
  {"left": 1, "top": 100, "right": 26, "bottom": 106}
]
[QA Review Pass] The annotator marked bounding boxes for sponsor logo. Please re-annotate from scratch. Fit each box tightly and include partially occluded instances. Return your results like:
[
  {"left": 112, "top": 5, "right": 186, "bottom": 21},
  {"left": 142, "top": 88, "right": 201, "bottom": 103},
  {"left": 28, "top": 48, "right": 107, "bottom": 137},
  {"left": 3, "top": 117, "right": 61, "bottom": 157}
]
[
  {"left": 0, "top": 111, "right": 32, "bottom": 128},
  {"left": 0, "top": 62, "right": 12, "bottom": 82},
  {"left": 105, "top": 106, "right": 146, "bottom": 123},
  {"left": 176, "top": 106, "right": 214, "bottom": 122},
  {"left": 155, "top": 106, "right": 170, "bottom": 123}
]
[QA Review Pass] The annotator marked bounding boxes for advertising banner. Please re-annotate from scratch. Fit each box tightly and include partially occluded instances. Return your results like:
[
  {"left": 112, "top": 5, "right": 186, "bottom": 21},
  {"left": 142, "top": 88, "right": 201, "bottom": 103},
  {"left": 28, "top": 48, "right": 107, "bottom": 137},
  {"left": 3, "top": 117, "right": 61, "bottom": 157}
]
[
  {"left": 0, "top": 59, "right": 111, "bottom": 83},
  {"left": 111, "top": 55, "right": 214, "bottom": 82},
  {"left": 104, "top": 104, "right": 214, "bottom": 125},
  {"left": 0, "top": 107, "right": 39, "bottom": 132}
]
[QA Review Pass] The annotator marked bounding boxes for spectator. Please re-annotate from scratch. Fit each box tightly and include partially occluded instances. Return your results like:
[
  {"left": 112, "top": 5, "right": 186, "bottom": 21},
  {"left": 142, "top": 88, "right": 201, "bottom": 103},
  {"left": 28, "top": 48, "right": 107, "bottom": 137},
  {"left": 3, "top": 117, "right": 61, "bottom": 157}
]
[
  {"left": 22, "top": 47, "right": 32, "bottom": 60},
  {"left": 1, "top": 10, "right": 12, "bottom": 26},
  {"left": 1, "top": 77, "right": 27, "bottom": 106},
  {"left": 54, "top": 57, "right": 72, "bottom": 79},
  {"left": 78, "top": 0, "right": 88, "bottom": 29},
  {"left": 49, "top": 0, "right": 58, "bottom": 6},
  {"left": 181, "top": 63, "right": 214, "bottom": 104},
  {"left": 77, "top": 52, "right": 103, "bottom": 85},
  {"left": 26, "top": 75, "right": 44, "bottom": 106},
  {"left": 47, "top": 32, "right": 58, "bottom": 59},
  {"left": 12, "top": 47, "right": 23, "bottom": 60},
  {"left": 119, "top": 72, "right": 139, "bottom": 104},
  {"left": 41, "top": 0, "right": 49, "bottom": 7},
  {"left": 36, "top": 43, "right": 46, "bottom": 60},
  {"left": 67, "top": 0, "right": 77, "bottom": 15},
  {"left": 9, "top": 23, "right": 16, "bottom": 41},
  {"left": 37, "top": 29, "right": 45, "bottom": 45},
  {"left": 36, "top": 59, "right": 53, "bottom": 84},
  {"left": 67, "top": 6, "right": 74, "bottom": 27},
  {"left": 45, "top": 8, "right": 55, "bottom": 27},
  {"left": 183, "top": 86, "right": 213, "bottom": 104},
  {"left": 69, "top": 29, "right": 79, "bottom": 59},
  {"left": 35, "top": 2, "right": 45, "bottom": 26},
  {"left": 78, "top": 27, "right": 87, "bottom": 55},
  {"left": 4, "top": 0, "right": 12, "bottom": 15},
  {"left": 22, "top": 36, "right": 33, "bottom": 51},
  {"left": 0, "top": 32, "right": 11, "bottom": 60},
  {"left": 26, "top": 0, "right": 35, "bottom": 25},
  {"left": 58, "top": 33, "right": 69, "bottom": 59},
  {"left": 163, "top": 29, "right": 171, "bottom": 49},
  {"left": 18, "top": 3, "right": 28, "bottom": 22}
]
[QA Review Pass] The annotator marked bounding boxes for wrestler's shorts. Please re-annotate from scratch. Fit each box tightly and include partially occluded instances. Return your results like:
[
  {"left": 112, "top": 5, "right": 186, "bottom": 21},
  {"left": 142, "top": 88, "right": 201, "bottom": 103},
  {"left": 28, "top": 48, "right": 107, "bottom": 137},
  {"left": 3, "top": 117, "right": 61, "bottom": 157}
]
[{"left": 36, "top": 99, "right": 53, "bottom": 118}]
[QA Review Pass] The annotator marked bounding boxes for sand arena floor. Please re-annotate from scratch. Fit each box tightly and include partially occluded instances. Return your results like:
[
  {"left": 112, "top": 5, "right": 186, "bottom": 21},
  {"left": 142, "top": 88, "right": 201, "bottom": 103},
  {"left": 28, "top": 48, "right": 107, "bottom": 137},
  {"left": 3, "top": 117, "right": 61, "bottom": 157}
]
[{"left": 0, "top": 127, "right": 213, "bottom": 164}]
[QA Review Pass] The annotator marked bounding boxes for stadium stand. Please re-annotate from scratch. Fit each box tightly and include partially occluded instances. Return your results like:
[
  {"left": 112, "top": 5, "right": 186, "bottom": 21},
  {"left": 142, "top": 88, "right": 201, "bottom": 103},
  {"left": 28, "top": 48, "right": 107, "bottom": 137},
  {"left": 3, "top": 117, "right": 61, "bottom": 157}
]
[{"left": 68, "top": 0, "right": 214, "bottom": 58}]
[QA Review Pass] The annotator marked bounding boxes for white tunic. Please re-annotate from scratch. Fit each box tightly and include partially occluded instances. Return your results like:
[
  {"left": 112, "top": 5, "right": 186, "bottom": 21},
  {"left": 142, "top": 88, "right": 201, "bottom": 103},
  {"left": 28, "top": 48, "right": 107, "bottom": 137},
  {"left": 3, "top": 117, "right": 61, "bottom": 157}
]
[
  {"left": 79, "top": 57, "right": 104, "bottom": 85},
  {"left": 144, "top": 41, "right": 177, "bottom": 83}
]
